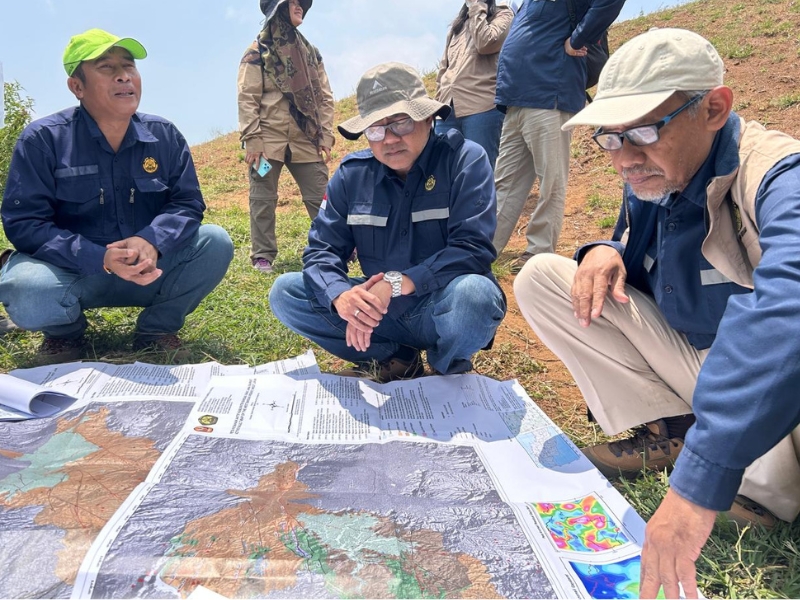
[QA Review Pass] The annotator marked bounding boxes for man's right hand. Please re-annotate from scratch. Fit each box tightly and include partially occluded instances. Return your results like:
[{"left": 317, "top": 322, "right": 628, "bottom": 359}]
[
  {"left": 103, "top": 244, "right": 162, "bottom": 286},
  {"left": 571, "top": 245, "right": 629, "bottom": 327},
  {"left": 333, "top": 274, "right": 389, "bottom": 352}
]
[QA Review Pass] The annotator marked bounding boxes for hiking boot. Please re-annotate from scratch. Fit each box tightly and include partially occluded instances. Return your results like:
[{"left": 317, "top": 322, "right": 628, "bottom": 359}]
[
  {"left": 509, "top": 252, "right": 535, "bottom": 274},
  {"left": 252, "top": 258, "right": 273, "bottom": 273},
  {"left": 0, "top": 316, "right": 20, "bottom": 336},
  {"left": 337, "top": 351, "right": 425, "bottom": 384},
  {"left": 132, "top": 333, "right": 192, "bottom": 362},
  {"left": 581, "top": 419, "right": 684, "bottom": 479},
  {"left": 724, "top": 495, "right": 777, "bottom": 530},
  {"left": 33, "top": 336, "right": 85, "bottom": 366}
]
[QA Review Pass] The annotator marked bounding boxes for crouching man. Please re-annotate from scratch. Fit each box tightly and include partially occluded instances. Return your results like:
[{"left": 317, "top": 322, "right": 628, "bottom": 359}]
[
  {"left": 0, "top": 29, "right": 233, "bottom": 364},
  {"left": 270, "top": 63, "right": 506, "bottom": 382}
]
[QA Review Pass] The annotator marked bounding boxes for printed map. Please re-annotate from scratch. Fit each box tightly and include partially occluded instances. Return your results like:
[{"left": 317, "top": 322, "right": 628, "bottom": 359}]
[
  {"left": 88, "top": 436, "right": 556, "bottom": 599},
  {"left": 0, "top": 401, "right": 193, "bottom": 598},
  {"left": 535, "top": 495, "right": 629, "bottom": 553}
]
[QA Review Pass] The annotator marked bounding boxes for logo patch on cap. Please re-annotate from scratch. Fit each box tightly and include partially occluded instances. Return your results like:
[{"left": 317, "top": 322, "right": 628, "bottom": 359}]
[
  {"left": 142, "top": 157, "right": 158, "bottom": 173},
  {"left": 369, "top": 80, "right": 387, "bottom": 96},
  {"left": 425, "top": 175, "right": 436, "bottom": 192}
]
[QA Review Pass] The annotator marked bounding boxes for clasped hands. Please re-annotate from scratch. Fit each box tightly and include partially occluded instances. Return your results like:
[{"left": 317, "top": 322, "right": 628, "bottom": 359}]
[
  {"left": 103, "top": 236, "right": 162, "bottom": 285},
  {"left": 332, "top": 273, "right": 393, "bottom": 352}
]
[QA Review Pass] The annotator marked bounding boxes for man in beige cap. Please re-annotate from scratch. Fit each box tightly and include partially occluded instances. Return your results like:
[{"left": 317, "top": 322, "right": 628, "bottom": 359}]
[
  {"left": 513, "top": 28, "right": 800, "bottom": 597},
  {"left": 0, "top": 29, "right": 233, "bottom": 364},
  {"left": 270, "top": 62, "right": 505, "bottom": 382}
]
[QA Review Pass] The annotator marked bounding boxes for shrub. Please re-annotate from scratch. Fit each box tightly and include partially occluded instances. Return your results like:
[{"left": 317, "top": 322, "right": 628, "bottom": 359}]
[{"left": 1, "top": 81, "right": 34, "bottom": 199}]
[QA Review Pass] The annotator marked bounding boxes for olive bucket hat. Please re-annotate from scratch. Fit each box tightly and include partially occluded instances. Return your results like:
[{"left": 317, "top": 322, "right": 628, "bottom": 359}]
[
  {"left": 63, "top": 28, "right": 147, "bottom": 76},
  {"left": 338, "top": 62, "right": 450, "bottom": 141}
]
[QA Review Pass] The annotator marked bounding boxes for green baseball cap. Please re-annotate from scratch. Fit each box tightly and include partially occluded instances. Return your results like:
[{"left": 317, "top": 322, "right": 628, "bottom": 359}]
[{"left": 63, "top": 28, "right": 147, "bottom": 76}]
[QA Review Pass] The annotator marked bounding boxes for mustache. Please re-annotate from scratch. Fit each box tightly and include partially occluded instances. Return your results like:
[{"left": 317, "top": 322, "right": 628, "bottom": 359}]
[{"left": 622, "top": 167, "right": 664, "bottom": 180}]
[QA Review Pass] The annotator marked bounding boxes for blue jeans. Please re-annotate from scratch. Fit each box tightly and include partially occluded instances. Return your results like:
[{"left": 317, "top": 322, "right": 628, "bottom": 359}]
[
  {"left": 0, "top": 224, "right": 234, "bottom": 339},
  {"left": 269, "top": 273, "right": 506, "bottom": 374},
  {"left": 435, "top": 107, "right": 505, "bottom": 170}
]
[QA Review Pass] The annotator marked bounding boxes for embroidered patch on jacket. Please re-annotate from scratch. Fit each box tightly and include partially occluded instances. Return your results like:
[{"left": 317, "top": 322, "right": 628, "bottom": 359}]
[
  {"left": 425, "top": 175, "right": 436, "bottom": 191},
  {"left": 142, "top": 157, "right": 158, "bottom": 174}
]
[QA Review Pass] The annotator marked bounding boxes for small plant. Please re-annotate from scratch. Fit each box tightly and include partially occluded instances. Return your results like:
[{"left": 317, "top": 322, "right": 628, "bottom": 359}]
[{"left": 771, "top": 93, "right": 800, "bottom": 109}]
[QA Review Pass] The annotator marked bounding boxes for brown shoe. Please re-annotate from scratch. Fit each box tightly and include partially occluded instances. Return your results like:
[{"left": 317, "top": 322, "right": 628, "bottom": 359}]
[
  {"left": 509, "top": 252, "right": 535, "bottom": 274},
  {"left": 33, "top": 336, "right": 85, "bottom": 366},
  {"left": 581, "top": 419, "right": 684, "bottom": 479},
  {"left": 724, "top": 495, "right": 777, "bottom": 530},
  {"left": 0, "top": 316, "right": 20, "bottom": 336},
  {"left": 338, "top": 351, "right": 425, "bottom": 384},
  {"left": 132, "top": 333, "right": 191, "bottom": 361}
]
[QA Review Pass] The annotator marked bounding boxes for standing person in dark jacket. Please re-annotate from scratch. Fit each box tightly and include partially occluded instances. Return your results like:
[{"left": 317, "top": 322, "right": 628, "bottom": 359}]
[
  {"left": 434, "top": 0, "right": 515, "bottom": 170},
  {"left": 492, "top": 0, "right": 625, "bottom": 272},
  {"left": 270, "top": 63, "right": 506, "bottom": 382},
  {"left": 0, "top": 29, "right": 234, "bottom": 365},
  {"left": 514, "top": 29, "right": 800, "bottom": 598}
]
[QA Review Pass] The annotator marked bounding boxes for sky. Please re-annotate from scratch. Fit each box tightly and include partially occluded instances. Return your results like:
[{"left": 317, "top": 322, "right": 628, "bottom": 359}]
[{"left": 0, "top": 0, "right": 692, "bottom": 146}]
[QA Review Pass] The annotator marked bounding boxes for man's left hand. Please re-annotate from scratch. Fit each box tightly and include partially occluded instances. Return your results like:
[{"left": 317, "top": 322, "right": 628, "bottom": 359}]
[
  {"left": 640, "top": 488, "right": 716, "bottom": 599},
  {"left": 564, "top": 37, "right": 588, "bottom": 57}
]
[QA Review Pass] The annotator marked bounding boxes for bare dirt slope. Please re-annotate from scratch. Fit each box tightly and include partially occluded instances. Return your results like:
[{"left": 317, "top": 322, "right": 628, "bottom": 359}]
[{"left": 193, "top": 0, "right": 800, "bottom": 439}]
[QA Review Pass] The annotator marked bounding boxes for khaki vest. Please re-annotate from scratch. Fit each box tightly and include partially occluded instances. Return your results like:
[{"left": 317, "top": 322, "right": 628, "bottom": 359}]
[{"left": 703, "top": 118, "right": 800, "bottom": 289}]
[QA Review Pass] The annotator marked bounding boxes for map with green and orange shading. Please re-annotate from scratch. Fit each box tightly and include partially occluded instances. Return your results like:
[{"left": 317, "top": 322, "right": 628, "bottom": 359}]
[
  {"left": 0, "top": 401, "right": 194, "bottom": 598},
  {"left": 88, "top": 436, "right": 557, "bottom": 599}
]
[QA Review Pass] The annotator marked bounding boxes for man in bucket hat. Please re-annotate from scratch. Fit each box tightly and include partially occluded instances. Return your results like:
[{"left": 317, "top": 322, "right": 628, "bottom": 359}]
[
  {"left": 513, "top": 28, "right": 800, "bottom": 597},
  {"left": 0, "top": 28, "right": 233, "bottom": 365},
  {"left": 270, "top": 62, "right": 506, "bottom": 382}
]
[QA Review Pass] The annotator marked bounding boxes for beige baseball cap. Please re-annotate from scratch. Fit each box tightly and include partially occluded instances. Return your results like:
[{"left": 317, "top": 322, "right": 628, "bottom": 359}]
[
  {"left": 338, "top": 62, "right": 450, "bottom": 140},
  {"left": 563, "top": 28, "right": 724, "bottom": 129}
]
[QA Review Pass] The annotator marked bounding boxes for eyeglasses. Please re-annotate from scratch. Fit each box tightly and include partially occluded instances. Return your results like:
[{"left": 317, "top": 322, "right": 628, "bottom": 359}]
[
  {"left": 592, "top": 95, "right": 702, "bottom": 151},
  {"left": 364, "top": 117, "right": 416, "bottom": 142}
]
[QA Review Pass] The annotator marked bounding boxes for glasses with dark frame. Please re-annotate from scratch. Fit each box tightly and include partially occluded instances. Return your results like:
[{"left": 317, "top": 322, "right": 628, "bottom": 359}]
[
  {"left": 591, "top": 95, "right": 703, "bottom": 151},
  {"left": 364, "top": 117, "right": 416, "bottom": 142}
]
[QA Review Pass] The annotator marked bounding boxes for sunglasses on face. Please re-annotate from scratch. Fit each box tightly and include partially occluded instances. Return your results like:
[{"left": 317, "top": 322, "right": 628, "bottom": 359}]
[
  {"left": 364, "top": 117, "right": 416, "bottom": 142},
  {"left": 592, "top": 95, "right": 702, "bottom": 151}
]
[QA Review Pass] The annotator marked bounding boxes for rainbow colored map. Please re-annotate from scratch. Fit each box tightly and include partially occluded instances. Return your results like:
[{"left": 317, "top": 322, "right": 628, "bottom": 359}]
[{"left": 534, "top": 495, "right": 629, "bottom": 552}]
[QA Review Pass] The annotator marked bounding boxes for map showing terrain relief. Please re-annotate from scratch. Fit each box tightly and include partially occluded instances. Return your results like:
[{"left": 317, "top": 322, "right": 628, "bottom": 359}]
[
  {"left": 0, "top": 401, "right": 194, "bottom": 598},
  {"left": 89, "top": 437, "right": 556, "bottom": 599}
]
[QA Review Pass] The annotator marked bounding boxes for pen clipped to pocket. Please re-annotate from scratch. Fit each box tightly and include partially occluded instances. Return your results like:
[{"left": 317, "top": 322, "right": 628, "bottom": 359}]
[{"left": 253, "top": 156, "right": 272, "bottom": 178}]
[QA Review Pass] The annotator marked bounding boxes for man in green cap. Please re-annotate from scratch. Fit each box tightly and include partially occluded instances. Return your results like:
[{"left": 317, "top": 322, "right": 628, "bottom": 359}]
[
  {"left": 0, "top": 28, "right": 234, "bottom": 364},
  {"left": 269, "top": 62, "right": 506, "bottom": 382}
]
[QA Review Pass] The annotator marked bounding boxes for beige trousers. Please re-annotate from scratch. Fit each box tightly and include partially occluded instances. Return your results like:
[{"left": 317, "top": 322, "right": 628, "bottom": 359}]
[
  {"left": 492, "top": 107, "right": 572, "bottom": 256},
  {"left": 514, "top": 253, "right": 800, "bottom": 521},
  {"left": 248, "top": 159, "right": 329, "bottom": 261}
]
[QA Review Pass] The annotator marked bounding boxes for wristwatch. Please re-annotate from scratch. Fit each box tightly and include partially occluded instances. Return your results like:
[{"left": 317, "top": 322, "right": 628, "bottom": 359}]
[{"left": 383, "top": 271, "right": 403, "bottom": 298}]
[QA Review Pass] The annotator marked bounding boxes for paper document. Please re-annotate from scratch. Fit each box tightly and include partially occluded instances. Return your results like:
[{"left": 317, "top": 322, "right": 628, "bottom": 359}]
[{"left": 0, "top": 373, "right": 79, "bottom": 420}]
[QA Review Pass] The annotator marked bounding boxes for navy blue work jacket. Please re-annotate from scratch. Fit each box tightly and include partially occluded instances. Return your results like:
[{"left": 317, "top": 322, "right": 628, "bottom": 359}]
[
  {"left": 577, "top": 113, "right": 800, "bottom": 511},
  {"left": 495, "top": 0, "right": 625, "bottom": 114},
  {"left": 2, "top": 106, "right": 205, "bottom": 275},
  {"left": 303, "top": 129, "right": 499, "bottom": 318}
]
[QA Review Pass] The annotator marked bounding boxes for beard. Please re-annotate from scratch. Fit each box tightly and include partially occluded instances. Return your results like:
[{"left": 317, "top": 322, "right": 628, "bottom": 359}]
[{"left": 622, "top": 167, "right": 685, "bottom": 203}]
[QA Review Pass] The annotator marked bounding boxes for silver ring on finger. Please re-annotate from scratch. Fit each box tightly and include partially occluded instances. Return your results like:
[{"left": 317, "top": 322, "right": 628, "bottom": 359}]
[{"left": 354, "top": 309, "right": 360, "bottom": 318}]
